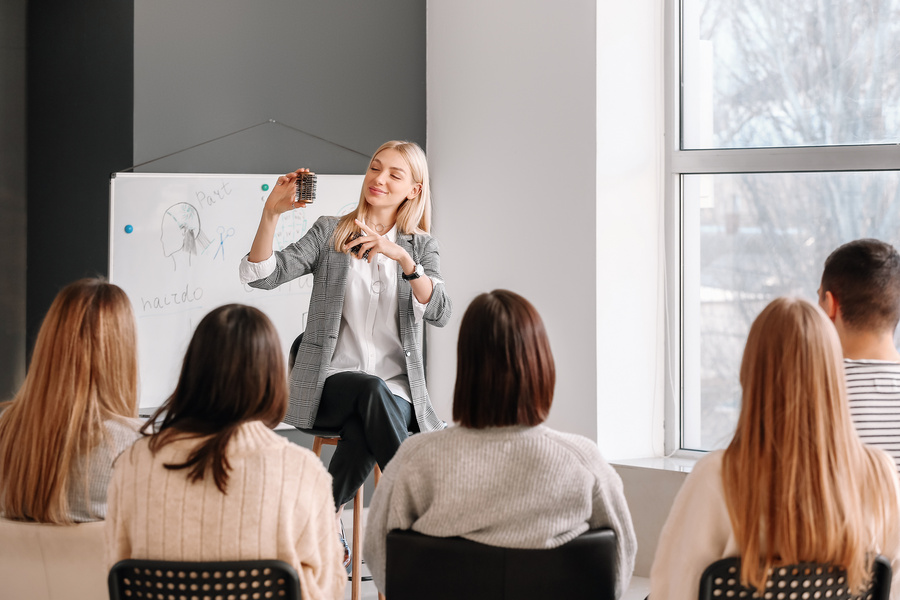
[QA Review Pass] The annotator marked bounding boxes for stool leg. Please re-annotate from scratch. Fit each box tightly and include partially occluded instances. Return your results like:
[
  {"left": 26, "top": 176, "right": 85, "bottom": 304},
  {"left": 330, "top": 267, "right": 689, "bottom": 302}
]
[
  {"left": 312, "top": 436, "right": 324, "bottom": 458},
  {"left": 352, "top": 483, "right": 363, "bottom": 600}
]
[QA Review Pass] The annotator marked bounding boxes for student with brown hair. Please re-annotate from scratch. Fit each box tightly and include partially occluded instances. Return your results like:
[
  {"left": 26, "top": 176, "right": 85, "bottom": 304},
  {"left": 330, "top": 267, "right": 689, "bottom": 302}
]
[
  {"left": 106, "top": 304, "right": 345, "bottom": 600},
  {"left": 0, "top": 278, "right": 141, "bottom": 524},
  {"left": 650, "top": 297, "right": 900, "bottom": 599},
  {"left": 819, "top": 238, "right": 900, "bottom": 472},
  {"left": 363, "top": 290, "right": 637, "bottom": 598}
]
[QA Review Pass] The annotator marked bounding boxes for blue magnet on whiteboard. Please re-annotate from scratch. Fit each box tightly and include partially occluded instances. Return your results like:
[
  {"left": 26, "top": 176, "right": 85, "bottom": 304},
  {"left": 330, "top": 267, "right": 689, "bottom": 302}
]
[
  {"left": 262, "top": 184, "right": 270, "bottom": 191},
  {"left": 124, "top": 224, "right": 133, "bottom": 234}
]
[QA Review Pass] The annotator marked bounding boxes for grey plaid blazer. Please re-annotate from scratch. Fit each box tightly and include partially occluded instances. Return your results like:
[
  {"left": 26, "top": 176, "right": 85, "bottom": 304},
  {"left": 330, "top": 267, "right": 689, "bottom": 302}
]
[{"left": 248, "top": 216, "right": 452, "bottom": 432}]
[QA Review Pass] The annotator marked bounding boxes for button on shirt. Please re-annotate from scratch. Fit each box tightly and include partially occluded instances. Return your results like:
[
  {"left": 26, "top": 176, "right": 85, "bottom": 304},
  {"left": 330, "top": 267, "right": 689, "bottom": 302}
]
[{"left": 239, "top": 224, "right": 426, "bottom": 403}]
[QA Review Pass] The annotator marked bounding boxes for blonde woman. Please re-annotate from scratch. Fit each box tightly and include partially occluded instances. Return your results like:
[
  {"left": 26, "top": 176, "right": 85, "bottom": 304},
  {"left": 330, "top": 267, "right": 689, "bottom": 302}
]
[
  {"left": 650, "top": 297, "right": 900, "bottom": 599},
  {"left": 0, "top": 278, "right": 141, "bottom": 523},
  {"left": 240, "top": 141, "right": 452, "bottom": 566}
]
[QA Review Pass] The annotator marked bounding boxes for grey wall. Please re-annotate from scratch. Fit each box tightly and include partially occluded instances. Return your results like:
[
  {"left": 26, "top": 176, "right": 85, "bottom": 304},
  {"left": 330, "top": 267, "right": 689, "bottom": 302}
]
[
  {"left": 1, "top": 0, "right": 28, "bottom": 399},
  {"left": 133, "top": 1, "right": 425, "bottom": 174},
  {"left": 19, "top": 1, "right": 425, "bottom": 380}
]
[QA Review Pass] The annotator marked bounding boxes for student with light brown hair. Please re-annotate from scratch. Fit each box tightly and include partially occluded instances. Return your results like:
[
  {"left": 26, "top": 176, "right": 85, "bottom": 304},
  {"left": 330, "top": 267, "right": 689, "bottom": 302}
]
[
  {"left": 364, "top": 290, "right": 637, "bottom": 598},
  {"left": 651, "top": 297, "right": 900, "bottom": 599},
  {"left": 0, "top": 278, "right": 142, "bottom": 524}
]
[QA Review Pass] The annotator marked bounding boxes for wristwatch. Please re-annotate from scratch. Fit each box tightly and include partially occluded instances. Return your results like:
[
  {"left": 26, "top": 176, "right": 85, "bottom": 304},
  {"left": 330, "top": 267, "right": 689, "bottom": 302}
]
[{"left": 402, "top": 263, "right": 425, "bottom": 280}]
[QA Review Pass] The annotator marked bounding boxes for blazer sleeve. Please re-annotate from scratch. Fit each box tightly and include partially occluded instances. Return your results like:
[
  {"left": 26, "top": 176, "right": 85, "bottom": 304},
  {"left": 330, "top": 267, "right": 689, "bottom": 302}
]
[
  {"left": 247, "top": 215, "right": 332, "bottom": 290},
  {"left": 416, "top": 235, "right": 451, "bottom": 327}
]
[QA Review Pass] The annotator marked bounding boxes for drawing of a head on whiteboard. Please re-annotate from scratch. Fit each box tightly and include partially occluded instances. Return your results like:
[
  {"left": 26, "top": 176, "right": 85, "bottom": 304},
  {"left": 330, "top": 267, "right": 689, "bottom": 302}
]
[{"left": 161, "top": 202, "right": 211, "bottom": 269}]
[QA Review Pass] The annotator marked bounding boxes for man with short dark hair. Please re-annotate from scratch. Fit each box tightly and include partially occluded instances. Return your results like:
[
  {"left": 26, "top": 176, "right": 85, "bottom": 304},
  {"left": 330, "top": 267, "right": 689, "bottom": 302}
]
[{"left": 819, "top": 238, "right": 900, "bottom": 472}]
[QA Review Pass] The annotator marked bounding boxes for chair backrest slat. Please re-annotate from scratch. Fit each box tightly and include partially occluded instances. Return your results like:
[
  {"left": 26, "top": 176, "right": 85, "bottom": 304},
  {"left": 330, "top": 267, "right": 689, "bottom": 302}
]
[
  {"left": 698, "top": 556, "right": 892, "bottom": 600},
  {"left": 385, "top": 528, "right": 618, "bottom": 600},
  {"left": 108, "top": 559, "right": 301, "bottom": 600}
]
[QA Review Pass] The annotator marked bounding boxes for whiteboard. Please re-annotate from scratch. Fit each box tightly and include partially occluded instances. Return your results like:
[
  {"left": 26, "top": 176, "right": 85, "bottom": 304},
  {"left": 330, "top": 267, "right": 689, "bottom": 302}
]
[{"left": 109, "top": 173, "right": 363, "bottom": 409}]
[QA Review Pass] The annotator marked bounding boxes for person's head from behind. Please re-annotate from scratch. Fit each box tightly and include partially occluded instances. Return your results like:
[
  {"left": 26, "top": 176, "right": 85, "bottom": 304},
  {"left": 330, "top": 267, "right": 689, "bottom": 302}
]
[
  {"left": 819, "top": 238, "right": 900, "bottom": 336},
  {"left": 149, "top": 304, "right": 287, "bottom": 493},
  {"left": 0, "top": 277, "right": 137, "bottom": 523},
  {"left": 725, "top": 297, "right": 893, "bottom": 592},
  {"left": 453, "top": 290, "right": 555, "bottom": 428}
]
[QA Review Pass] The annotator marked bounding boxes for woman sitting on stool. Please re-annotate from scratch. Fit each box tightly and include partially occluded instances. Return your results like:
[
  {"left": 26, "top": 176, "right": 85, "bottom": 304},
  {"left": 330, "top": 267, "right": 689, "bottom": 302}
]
[{"left": 363, "top": 289, "right": 638, "bottom": 598}]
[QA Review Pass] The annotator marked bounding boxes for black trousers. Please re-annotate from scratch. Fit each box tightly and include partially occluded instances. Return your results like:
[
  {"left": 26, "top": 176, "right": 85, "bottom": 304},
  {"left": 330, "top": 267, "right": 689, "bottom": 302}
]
[{"left": 312, "top": 371, "right": 418, "bottom": 507}]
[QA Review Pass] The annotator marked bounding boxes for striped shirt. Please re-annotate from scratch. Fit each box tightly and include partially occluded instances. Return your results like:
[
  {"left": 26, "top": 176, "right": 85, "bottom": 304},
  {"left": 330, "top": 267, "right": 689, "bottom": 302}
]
[{"left": 845, "top": 359, "right": 900, "bottom": 473}]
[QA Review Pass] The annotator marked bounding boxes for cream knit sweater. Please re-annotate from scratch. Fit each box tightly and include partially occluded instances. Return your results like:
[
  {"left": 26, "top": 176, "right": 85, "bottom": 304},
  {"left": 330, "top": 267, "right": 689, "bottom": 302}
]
[
  {"left": 363, "top": 424, "right": 637, "bottom": 598},
  {"left": 650, "top": 450, "right": 900, "bottom": 600},
  {"left": 106, "top": 420, "right": 345, "bottom": 600}
]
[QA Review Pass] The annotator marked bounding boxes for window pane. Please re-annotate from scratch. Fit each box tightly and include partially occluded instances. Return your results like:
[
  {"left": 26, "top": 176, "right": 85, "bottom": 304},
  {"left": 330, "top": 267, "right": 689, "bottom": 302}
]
[
  {"left": 682, "top": 171, "right": 900, "bottom": 450},
  {"left": 682, "top": 0, "right": 900, "bottom": 149}
]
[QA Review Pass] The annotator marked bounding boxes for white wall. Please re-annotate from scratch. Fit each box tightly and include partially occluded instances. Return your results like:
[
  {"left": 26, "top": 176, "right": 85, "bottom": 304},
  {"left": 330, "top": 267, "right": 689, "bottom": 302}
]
[
  {"left": 426, "top": 0, "right": 664, "bottom": 458},
  {"left": 426, "top": 0, "right": 600, "bottom": 441}
]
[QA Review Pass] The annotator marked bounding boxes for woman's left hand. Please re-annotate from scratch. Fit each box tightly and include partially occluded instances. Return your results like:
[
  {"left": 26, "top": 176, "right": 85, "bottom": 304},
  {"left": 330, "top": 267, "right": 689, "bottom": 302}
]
[{"left": 343, "top": 219, "right": 412, "bottom": 267}]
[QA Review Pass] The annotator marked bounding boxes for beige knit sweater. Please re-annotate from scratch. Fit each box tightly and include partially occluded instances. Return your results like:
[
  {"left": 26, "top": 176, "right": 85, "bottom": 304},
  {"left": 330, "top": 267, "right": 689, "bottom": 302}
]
[
  {"left": 363, "top": 424, "right": 637, "bottom": 598},
  {"left": 106, "top": 420, "right": 345, "bottom": 600}
]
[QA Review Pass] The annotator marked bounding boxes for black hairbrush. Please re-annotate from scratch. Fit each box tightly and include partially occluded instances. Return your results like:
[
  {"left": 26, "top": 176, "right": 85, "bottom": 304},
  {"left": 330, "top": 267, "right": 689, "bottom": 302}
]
[
  {"left": 295, "top": 172, "right": 317, "bottom": 205},
  {"left": 348, "top": 231, "right": 371, "bottom": 260}
]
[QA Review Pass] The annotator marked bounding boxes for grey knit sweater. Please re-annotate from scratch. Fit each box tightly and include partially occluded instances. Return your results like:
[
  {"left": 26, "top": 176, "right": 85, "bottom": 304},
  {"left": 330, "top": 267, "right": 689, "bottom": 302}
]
[
  {"left": 67, "top": 417, "right": 143, "bottom": 522},
  {"left": 363, "top": 424, "right": 637, "bottom": 598}
]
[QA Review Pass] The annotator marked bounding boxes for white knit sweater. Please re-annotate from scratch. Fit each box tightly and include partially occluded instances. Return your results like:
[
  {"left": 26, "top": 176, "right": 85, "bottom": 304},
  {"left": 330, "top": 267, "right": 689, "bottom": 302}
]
[
  {"left": 106, "top": 420, "right": 345, "bottom": 600},
  {"left": 363, "top": 424, "right": 637, "bottom": 598}
]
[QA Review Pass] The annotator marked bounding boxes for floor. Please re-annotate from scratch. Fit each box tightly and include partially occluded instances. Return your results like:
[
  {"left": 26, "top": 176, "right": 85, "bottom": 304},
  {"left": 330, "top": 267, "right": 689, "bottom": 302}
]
[{"left": 341, "top": 508, "right": 651, "bottom": 600}]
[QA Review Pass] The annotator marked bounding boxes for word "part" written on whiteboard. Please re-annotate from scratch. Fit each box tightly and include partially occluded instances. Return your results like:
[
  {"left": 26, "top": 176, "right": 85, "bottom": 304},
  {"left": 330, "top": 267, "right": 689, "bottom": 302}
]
[
  {"left": 195, "top": 181, "right": 233, "bottom": 208},
  {"left": 141, "top": 284, "right": 204, "bottom": 312}
]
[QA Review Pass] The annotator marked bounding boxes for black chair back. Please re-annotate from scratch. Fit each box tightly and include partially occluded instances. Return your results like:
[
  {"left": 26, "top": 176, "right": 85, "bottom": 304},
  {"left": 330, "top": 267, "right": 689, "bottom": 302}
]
[
  {"left": 385, "top": 528, "right": 618, "bottom": 600},
  {"left": 699, "top": 556, "right": 892, "bottom": 600},
  {"left": 108, "top": 558, "right": 301, "bottom": 600}
]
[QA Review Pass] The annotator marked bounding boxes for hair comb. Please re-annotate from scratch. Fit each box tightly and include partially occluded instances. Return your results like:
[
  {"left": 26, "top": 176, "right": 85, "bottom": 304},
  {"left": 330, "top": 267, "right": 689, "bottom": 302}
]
[{"left": 295, "top": 172, "right": 317, "bottom": 205}]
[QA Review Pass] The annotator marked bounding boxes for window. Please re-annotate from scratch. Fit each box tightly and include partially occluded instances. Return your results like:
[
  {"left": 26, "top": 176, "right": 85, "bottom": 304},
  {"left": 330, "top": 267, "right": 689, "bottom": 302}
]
[{"left": 671, "top": 0, "right": 900, "bottom": 451}]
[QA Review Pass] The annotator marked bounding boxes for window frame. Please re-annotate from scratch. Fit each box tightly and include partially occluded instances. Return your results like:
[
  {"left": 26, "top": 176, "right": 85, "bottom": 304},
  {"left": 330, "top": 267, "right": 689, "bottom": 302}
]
[{"left": 663, "top": 0, "right": 900, "bottom": 455}]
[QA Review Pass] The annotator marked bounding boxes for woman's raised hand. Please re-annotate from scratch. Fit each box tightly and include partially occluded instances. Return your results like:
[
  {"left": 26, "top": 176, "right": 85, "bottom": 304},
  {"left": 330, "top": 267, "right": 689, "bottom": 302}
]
[{"left": 263, "top": 168, "right": 312, "bottom": 216}]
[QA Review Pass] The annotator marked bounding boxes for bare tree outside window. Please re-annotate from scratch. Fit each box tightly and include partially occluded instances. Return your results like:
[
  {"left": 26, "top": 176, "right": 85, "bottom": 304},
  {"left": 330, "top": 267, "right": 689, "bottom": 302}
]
[{"left": 679, "top": 0, "right": 900, "bottom": 450}]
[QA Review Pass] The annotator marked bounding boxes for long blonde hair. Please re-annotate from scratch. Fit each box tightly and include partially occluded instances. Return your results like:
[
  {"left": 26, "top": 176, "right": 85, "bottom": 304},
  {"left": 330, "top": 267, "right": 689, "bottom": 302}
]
[
  {"left": 722, "top": 297, "right": 899, "bottom": 591},
  {"left": 332, "top": 140, "right": 432, "bottom": 252},
  {"left": 0, "top": 278, "right": 138, "bottom": 523}
]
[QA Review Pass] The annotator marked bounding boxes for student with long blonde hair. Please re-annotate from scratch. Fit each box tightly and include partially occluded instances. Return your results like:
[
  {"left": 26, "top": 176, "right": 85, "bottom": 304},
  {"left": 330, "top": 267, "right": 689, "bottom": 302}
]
[
  {"left": 650, "top": 297, "right": 900, "bottom": 599},
  {"left": 0, "top": 278, "right": 141, "bottom": 523},
  {"left": 241, "top": 140, "right": 452, "bottom": 567}
]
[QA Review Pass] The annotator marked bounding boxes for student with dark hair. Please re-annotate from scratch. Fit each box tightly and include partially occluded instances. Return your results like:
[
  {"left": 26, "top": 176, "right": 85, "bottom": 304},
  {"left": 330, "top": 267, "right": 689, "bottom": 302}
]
[
  {"left": 819, "top": 238, "right": 900, "bottom": 471},
  {"left": 363, "top": 290, "right": 637, "bottom": 598},
  {"left": 106, "top": 304, "right": 345, "bottom": 600}
]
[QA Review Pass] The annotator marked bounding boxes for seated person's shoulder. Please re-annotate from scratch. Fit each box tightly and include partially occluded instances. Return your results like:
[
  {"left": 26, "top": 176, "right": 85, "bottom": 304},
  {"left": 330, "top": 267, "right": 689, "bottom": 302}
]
[{"left": 539, "top": 427, "right": 609, "bottom": 466}]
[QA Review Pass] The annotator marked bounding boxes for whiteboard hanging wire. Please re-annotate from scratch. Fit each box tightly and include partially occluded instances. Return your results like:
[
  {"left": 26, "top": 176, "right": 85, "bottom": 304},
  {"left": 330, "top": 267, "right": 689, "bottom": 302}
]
[{"left": 119, "top": 119, "right": 370, "bottom": 172}]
